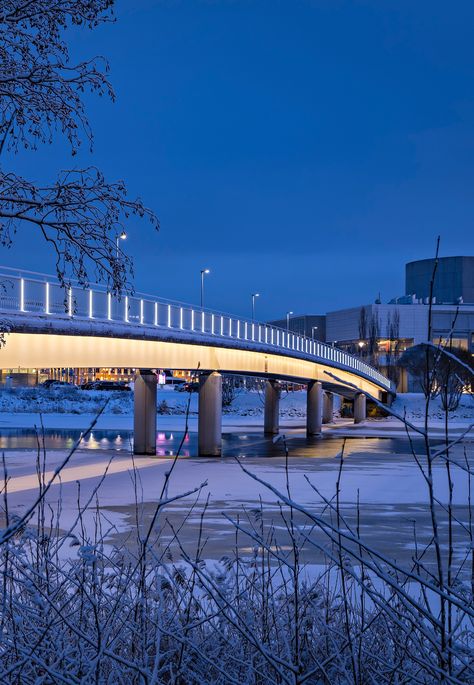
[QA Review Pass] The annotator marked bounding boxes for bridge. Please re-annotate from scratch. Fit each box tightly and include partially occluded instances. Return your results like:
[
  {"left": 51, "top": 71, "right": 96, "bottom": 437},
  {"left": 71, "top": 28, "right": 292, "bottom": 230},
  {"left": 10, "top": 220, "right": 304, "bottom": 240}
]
[{"left": 0, "top": 267, "right": 394, "bottom": 456}]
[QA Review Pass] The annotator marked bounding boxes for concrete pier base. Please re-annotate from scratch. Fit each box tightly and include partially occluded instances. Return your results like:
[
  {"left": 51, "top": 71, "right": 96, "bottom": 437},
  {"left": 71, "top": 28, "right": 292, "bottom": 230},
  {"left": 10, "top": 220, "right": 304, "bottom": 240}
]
[
  {"left": 322, "top": 391, "right": 334, "bottom": 424},
  {"left": 306, "top": 380, "right": 323, "bottom": 436},
  {"left": 354, "top": 393, "right": 367, "bottom": 424},
  {"left": 198, "top": 371, "right": 222, "bottom": 456},
  {"left": 264, "top": 380, "right": 280, "bottom": 435},
  {"left": 133, "top": 369, "right": 157, "bottom": 455}
]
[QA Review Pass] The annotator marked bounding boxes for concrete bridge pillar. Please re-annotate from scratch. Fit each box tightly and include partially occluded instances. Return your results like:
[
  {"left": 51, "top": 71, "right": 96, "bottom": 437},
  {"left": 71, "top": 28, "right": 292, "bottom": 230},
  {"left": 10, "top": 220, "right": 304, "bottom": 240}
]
[
  {"left": 354, "top": 392, "right": 367, "bottom": 424},
  {"left": 198, "top": 372, "right": 222, "bottom": 456},
  {"left": 306, "top": 380, "right": 323, "bottom": 436},
  {"left": 322, "top": 391, "right": 334, "bottom": 424},
  {"left": 264, "top": 380, "right": 280, "bottom": 435},
  {"left": 134, "top": 369, "right": 157, "bottom": 455}
]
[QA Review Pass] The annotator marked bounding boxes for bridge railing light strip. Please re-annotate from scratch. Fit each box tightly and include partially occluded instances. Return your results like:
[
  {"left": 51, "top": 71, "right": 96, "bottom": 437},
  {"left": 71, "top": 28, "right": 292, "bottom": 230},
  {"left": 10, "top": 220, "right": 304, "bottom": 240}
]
[
  {"left": 0, "top": 271, "right": 392, "bottom": 390},
  {"left": 20, "top": 278, "right": 25, "bottom": 312}
]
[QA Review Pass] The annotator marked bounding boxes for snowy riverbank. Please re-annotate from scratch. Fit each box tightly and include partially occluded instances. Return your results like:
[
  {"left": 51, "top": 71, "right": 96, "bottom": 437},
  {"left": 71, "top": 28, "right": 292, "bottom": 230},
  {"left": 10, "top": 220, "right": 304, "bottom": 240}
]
[{"left": 0, "top": 387, "right": 471, "bottom": 435}]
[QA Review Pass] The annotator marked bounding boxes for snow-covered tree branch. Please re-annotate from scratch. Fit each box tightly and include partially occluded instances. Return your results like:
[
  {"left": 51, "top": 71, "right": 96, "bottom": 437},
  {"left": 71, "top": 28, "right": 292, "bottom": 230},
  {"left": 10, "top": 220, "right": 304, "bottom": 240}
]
[{"left": 0, "top": 0, "right": 158, "bottom": 292}]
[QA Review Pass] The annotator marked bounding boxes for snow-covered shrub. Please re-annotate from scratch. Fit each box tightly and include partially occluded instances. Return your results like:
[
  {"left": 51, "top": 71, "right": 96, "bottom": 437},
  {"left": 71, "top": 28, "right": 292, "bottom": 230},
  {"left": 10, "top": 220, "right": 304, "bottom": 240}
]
[
  {"left": 157, "top": 399, "right": 171, "bottom": 414},
  {"left": 0, "top": 417, "right": 473, "bottom": 684},
  {"left": 0, "top": 387, "right": 134, "bottom": 414}
]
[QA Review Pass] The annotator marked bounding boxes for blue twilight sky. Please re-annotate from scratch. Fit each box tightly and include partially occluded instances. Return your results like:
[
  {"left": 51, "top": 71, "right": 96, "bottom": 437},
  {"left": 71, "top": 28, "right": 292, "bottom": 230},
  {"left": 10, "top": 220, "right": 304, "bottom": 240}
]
[{"left": 4, "top": 0, "right": 474, "bottom": 319}]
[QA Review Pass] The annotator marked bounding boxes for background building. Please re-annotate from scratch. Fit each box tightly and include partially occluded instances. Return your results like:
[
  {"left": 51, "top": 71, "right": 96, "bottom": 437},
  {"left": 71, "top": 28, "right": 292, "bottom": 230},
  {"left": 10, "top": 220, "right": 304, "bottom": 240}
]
[
  {"left": 325, "top": 302, "right": 474, "bottom": 391},
  {"left": 267, "top": 256, "right": 474, "bottom": 392},
  {"left": 267, "top": 314, "right": 326, "bottom": 340},
  {"left": 405, "top": 256, "right": 474, "bottom": 304},
  {"left": 325, "top": 256, "right": 474, "bottom": 391}
]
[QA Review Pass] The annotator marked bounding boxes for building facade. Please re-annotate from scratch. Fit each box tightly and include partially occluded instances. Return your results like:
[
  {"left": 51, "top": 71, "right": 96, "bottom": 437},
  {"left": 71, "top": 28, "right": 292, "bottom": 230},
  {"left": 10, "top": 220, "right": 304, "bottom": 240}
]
[
  {"left": 326, "top": 256, "right": 474, "bottom": 390},
  {"left": 325, "top": 302, "right": 474, "bottom": 391},
  {"left": 406, "top": 256, "right": 474, "bottom": 304}
]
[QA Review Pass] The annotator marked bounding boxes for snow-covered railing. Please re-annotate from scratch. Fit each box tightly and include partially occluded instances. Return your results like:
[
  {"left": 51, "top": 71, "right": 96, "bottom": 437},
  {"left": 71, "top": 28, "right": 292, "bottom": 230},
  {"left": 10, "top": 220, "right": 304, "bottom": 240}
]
[{"left": 0, "top": 267, "right": 393, "bottom": 391}]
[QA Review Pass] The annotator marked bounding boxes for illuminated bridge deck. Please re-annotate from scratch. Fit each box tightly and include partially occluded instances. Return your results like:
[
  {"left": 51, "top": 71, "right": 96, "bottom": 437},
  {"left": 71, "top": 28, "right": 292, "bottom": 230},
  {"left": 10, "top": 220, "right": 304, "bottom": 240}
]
[{"left": 0, "top": 267, "right": 393, "bottom": 399}]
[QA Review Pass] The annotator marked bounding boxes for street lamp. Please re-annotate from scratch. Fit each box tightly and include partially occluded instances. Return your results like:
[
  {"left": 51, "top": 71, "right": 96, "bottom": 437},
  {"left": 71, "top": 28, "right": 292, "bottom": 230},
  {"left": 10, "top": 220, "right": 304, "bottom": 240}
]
[
  {"left": 286, "top": 311, "right": 293, "bottom": 331},
  {"left": 200, "top": 269, "right": 210, "bottom": 308},
  {"left": 252, "top": 293, "right": 260, "bottom": 320},
  {"left": 311, "top": 326, "right": 318, "bottom": 340},
  {"left": 116, "top": 231, "right": 127, "bottom": 258}
]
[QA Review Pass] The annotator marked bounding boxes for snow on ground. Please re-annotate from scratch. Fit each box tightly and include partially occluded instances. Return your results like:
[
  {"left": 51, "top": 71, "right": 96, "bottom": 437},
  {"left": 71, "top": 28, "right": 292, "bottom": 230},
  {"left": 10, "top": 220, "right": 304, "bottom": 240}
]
[
  {"left": 0, "top": 386, "right": 310, "bottom": 431},
  {"left": 0, "top": 387, "right": 471, "bottom": 435},
  {"left": 0, "top": 385, "right": 472, "bottom": 419},
  {"left": 0, "top": 385, "right": 314, "bottom": 417},
  {"left": 0, "top": 386, "right": 135, "bottom": 415},
  {"left": 390, "top": 392, "right": 474, "bottom": 421}
]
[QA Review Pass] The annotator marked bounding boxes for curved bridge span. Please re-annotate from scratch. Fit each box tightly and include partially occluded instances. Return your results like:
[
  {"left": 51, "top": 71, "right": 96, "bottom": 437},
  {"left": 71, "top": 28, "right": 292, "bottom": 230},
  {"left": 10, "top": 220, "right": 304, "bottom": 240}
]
[{"left": 0, "top": 268, "right": 393, "bottom": 455}]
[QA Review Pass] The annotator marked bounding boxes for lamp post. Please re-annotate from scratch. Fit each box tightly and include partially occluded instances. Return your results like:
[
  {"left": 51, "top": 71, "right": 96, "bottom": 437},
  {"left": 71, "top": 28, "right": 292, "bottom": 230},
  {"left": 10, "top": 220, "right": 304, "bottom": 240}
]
[
  {"left": 252, "top": 293, "right": 260, "bottom": 320},
  {"left": 116, "top": 231, "right": 127, "bottom": 258},
  {"left": 200, "top": 269, "right": 210, "bottom": 308},
  {"left": 286, "top": 311, "right": 293, "bottom": 331},
  {"left": 311, "top": 326, "right": 318, "bottom": 340}
]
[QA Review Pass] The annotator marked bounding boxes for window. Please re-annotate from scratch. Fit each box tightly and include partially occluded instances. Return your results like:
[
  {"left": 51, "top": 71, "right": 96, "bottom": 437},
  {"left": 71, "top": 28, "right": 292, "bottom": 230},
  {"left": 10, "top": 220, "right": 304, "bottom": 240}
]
[{"left": 432, "top": 334, "right": 468, "bottom": 351}]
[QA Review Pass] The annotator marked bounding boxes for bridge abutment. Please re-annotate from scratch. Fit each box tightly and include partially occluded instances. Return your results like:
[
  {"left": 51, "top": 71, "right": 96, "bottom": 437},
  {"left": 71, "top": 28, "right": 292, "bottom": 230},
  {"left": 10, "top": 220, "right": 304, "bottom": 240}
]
[
  {"left": 306, "top": 380, "right": 323, "bottom": 436},
  {"left": 354, "top": 392, "right": 367, "bottom": 423},
  {"left": 133, "top": 369, "right": 157, "bottom": 455},
  {"left": 264, "top": 380, "right": 280, "bottom": 435},
  {"left": 322, "top": 391, "right": 334, "bottom": 423},
  {"left": 198, "top": 371, "right": 222, "bottom": 456}
]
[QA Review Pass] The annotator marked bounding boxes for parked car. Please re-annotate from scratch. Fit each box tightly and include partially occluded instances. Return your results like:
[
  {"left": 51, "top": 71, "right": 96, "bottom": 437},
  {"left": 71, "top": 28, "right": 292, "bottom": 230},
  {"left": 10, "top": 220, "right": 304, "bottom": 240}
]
[
  {"left": 41, "top": 380, "right": 77, "bottom": 390},
  {"left": 175, "top": 381, "right": 199, "bottom": 393},
  {"left": 81, "top": 381, "right": 131, "bottom": 392},
  {"left": 167, "top": 376, "right": 186, "bottom": 387},
  {"left": 80, "top": 381, "right": 96, "bottom": 390}
]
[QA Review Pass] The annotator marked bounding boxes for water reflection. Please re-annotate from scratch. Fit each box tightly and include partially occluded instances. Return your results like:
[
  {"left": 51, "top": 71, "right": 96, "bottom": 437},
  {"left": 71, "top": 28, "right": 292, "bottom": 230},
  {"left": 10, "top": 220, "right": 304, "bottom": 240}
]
[
  {"left": 0, "top": 428, "right": 192, "bottom": 456},
  {"left": 0, "top": 428, "right": 428, "bottom": 459}
]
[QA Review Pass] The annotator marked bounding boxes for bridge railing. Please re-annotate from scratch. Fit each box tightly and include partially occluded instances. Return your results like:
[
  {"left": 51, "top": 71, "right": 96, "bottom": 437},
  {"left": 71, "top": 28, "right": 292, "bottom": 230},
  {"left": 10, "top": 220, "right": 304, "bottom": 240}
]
[{"left": 0, "top": 269, "right": 392, "bottom": 391}]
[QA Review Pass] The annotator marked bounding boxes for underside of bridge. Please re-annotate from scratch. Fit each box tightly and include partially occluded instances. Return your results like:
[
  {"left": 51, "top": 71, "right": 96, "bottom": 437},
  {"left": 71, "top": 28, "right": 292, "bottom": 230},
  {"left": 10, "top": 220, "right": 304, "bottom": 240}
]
[
  {"left": 0, "top": 332, "right": 385, "bottom": 399},
  {"left": 1, "top": 331, "right": 390, "bottom": 457}
]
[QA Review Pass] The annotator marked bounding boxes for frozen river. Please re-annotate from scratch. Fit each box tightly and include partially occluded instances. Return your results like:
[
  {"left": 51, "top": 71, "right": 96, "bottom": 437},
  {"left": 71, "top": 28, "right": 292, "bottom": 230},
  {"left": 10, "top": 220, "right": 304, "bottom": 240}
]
[
  {"left": 0, "top": 424, "right": 444, "bottom": 455},
  {"left": 2, "top": 426, "right": 473, "bottom": 572}
]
